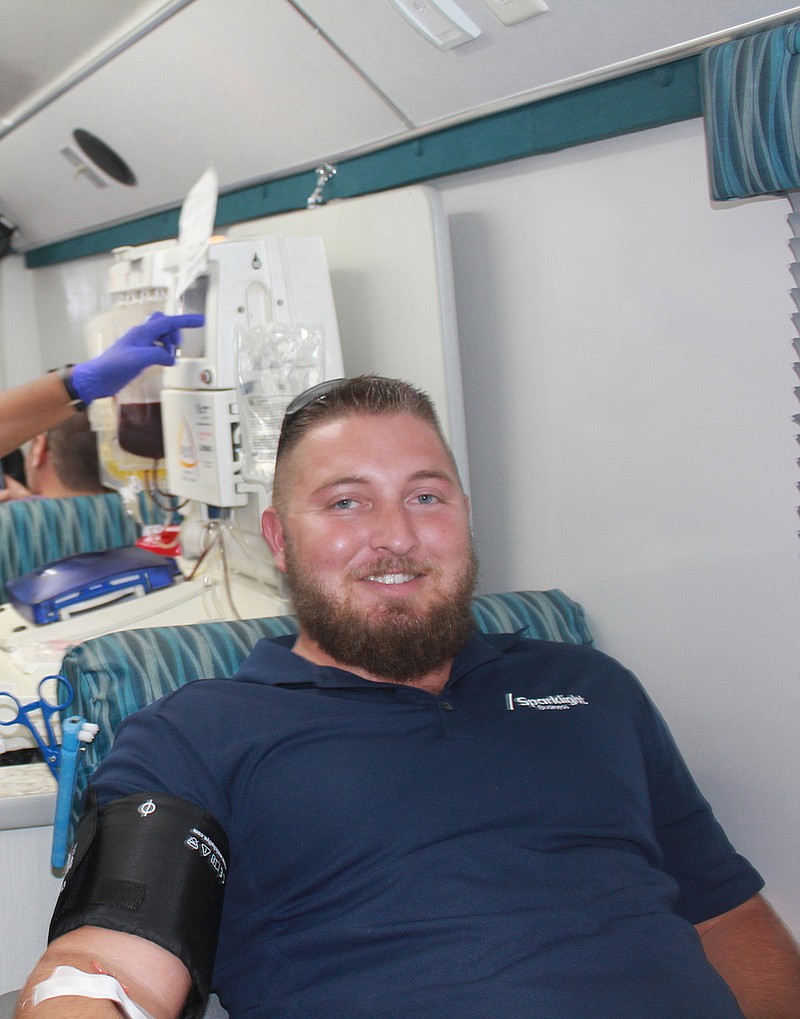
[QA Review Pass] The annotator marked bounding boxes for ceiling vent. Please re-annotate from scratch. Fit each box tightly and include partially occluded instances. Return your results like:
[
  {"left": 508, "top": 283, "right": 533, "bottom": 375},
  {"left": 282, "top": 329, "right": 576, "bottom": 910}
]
[
  {"left": 73, "top": 128, "right": 136, "bottom": 186},
  {"left": 60, "top": 128, "right": 137, "bottom": 189}
]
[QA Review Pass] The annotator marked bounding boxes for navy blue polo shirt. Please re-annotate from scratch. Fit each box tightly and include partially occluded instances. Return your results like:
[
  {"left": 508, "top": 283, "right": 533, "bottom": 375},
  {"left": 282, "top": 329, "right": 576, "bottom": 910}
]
[{"left": 93, "top": 632, "right": 761, "bottom": 1018}]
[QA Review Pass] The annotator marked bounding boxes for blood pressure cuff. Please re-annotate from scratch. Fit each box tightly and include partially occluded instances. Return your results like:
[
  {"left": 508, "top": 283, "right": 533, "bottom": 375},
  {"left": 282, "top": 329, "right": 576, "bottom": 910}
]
[{"left": 49, "top": 791, "right": 229, "bottom": 1019}]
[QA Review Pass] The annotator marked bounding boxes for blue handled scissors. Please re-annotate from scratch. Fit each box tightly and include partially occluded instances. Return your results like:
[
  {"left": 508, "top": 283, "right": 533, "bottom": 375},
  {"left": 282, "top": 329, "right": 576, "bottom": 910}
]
[
  {"left": 0, "top": 675, "right": 74, "bottom": 777},
  {"left": 0, "top": 676, "right": 98, "bottom": 868}
]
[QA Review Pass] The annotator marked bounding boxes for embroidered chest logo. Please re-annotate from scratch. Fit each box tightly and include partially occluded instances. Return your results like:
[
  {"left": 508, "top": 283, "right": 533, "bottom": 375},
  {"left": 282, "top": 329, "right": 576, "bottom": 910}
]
[{"left": 505, "top": 693, "right": 588, "bottom": 711}]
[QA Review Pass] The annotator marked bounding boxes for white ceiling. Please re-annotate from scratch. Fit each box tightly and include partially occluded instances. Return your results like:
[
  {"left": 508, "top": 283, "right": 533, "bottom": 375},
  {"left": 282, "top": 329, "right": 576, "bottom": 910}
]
[
  {"left": 1, "top": 0, "right": 799, "bottom": 250},
  {"left": 0, "top": 1, "right": 170, "bottom": 125}
]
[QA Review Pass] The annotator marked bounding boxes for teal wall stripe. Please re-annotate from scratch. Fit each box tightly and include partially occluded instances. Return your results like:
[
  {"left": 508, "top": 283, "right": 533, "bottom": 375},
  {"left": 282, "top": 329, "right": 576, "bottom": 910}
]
[{"left": 25, "top": 56, "right": 701, "bottom": 268}]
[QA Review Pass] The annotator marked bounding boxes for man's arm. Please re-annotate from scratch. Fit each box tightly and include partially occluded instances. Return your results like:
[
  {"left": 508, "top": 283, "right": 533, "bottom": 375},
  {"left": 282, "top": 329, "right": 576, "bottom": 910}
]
[
  {"left": 695, "top": 893, "right": 800, "bottom": 1019},
  {"left": 15, "top": 926, "right": 191, "bottom": 1019},
  {"left": 0, "top": 374, "right": 76, "bottom": 460},
  {"left": 0, "top": 312, "right": 204, "bottom": 458}
]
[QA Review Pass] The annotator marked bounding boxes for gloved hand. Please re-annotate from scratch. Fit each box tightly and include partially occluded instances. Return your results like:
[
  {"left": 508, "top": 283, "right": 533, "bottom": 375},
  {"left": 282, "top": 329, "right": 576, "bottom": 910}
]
[{"left": 70, "top": 312, "right": 205, "bottom": 404}]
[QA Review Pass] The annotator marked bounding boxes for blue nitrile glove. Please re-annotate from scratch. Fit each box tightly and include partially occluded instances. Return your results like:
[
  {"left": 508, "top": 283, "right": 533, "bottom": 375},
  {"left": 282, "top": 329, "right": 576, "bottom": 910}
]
[{"left": 71, "top": 312, "right": 205, "bottom": 404}]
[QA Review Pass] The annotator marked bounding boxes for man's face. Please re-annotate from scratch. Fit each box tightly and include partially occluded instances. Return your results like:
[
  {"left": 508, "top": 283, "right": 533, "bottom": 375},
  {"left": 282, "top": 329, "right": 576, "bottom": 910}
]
[{"left": 262, "top": 412, "right": 477, "bottom": 681}]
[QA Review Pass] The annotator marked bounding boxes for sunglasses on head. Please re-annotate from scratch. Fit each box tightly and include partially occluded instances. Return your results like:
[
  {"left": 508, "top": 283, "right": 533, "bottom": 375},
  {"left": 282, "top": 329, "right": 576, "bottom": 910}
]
[{"left": 276, "top": 378, "right": 348, "bottom": 457}]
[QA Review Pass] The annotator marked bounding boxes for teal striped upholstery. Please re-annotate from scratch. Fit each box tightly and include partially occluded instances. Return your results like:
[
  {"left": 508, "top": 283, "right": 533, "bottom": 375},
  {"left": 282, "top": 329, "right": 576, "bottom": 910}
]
[
  {"left": 0, "top": 491, "right": 173, "bottom": 603},
  {"left": 59, "top": 589, "right": 592, "bottom": 833},
  {"left": 0, "top": 493, "right": 137, "bottom": 603},
  {"left": 469, "top": 589, "right": 591, "bottom": 645},
  {"left": 702, "top": 20, "right": 800, "bottom": 199}
]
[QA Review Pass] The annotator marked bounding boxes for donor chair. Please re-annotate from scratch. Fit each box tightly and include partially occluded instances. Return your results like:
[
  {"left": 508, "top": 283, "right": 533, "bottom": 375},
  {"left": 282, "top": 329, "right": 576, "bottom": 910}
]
[{"left": 1, "top": 589, "right": 593, "bottom": 1019}]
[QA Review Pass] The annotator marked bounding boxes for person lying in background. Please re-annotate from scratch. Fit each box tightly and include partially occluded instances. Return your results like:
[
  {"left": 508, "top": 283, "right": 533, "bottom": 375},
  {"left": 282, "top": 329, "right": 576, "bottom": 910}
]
[
  {"left": 0, "top": 415, "right": 106, "bottom": 501},
  {"left": 0, "top": 312, "right": 203, "bottom": 459}
]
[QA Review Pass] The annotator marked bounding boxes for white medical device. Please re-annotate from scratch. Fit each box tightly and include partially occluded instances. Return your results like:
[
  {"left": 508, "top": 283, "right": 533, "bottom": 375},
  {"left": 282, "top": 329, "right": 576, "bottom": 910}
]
[
  {"left": 161, "top": 235, "right": 343, "bottom": 509},
  {"left": 85, "top": 241, "right": 180, "bottom": 502}
]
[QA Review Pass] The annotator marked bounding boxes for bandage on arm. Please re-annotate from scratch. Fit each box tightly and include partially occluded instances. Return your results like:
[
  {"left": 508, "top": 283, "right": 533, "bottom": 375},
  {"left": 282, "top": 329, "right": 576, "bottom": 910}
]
[
  {"left": 33, "top": 966, "right": 153, "bottom": 1018},
  {"left": 14, "top": 926, "right": 191, "bottom": 1019}
]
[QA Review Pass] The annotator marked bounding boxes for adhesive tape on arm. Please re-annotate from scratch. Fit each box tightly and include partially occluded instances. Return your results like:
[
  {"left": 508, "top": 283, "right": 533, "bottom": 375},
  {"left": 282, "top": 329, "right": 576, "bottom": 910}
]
[{"left": 33, "top": 966, "right": 154, "bottom": 1019}]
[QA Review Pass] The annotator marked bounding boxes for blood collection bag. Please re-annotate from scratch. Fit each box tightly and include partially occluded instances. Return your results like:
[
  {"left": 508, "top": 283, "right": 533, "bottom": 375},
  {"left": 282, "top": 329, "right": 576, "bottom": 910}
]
[{"left": 116, "top": 365, "right": 165, "bottom": 460}]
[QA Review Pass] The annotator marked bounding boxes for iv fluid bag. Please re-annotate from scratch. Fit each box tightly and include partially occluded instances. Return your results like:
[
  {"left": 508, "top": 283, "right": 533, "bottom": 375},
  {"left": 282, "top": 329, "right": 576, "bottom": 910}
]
[{"left": 235, "top": 321, "right": 324, "bottom": 489}]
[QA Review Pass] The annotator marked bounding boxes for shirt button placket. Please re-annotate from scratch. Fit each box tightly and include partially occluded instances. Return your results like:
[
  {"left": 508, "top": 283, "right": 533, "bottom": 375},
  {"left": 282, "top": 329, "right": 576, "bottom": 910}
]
[{"left": 437, "top": 696, "right": 474, "bottom": 738}]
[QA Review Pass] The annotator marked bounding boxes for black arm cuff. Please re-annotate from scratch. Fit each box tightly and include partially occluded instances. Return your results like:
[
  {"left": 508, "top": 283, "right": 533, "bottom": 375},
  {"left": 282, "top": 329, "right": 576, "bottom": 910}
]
[{"left": 50, "top": 791, "right": 229, "bottom": 1019}]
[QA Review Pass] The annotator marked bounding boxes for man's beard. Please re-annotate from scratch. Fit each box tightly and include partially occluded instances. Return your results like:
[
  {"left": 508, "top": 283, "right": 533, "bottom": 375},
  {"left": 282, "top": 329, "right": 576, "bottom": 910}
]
[{"left": 284, "top": 544, "right": 479, "bottom": 682}]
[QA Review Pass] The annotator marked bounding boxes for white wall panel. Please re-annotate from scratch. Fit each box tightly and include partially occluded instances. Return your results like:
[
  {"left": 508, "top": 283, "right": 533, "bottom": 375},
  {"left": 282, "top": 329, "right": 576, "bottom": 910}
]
[{"left": 0, "top": 255, "right": 39, "bottom": 390}]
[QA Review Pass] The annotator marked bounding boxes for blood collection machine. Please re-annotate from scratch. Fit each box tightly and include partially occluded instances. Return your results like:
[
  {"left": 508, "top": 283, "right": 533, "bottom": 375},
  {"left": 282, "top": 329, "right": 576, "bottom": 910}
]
[
  {"left": 162, "top": 235, "right": 342, "bottom": 506},
  {"left": 83, "top": 231, "right": 344, "bottom": 604},
  {"left": 161, "top": 235, "right": 343, "bottom": 586}
]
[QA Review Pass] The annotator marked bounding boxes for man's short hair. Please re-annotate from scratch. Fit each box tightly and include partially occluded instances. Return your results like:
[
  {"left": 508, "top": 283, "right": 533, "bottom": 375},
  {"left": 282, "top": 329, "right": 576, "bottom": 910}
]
[
  {"left": 273, "top": 375, "right": 458, "bottom": 508},
  {"left": 46, "top": 415, "right": 104, "bottom": 493}
]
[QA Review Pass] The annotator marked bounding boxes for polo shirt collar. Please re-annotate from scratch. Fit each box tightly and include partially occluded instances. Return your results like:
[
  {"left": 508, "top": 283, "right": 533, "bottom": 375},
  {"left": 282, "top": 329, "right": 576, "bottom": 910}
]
[{"left": 235, "top": 628, "right": 525, "bottom": 692}]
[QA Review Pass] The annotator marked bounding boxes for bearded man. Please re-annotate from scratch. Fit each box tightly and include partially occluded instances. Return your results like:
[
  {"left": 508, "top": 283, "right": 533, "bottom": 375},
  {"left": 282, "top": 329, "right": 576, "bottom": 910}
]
[{"left": 15, "top": 376, "right": 800, "bottom": 1019}]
